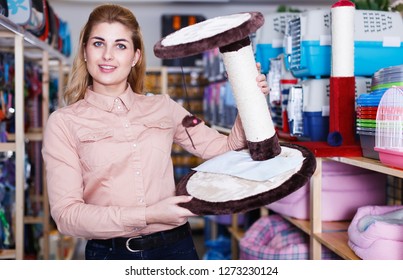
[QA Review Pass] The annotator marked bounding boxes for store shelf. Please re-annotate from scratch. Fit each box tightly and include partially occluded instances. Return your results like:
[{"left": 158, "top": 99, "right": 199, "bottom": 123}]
[
  {"left": 0, "top": 249, "right": 16, "bottom": 260},
  {"left": 0, "top": 15, "right": 66, "bottom": 61},
  {"left": 327, "top": 156, "right": 403, "bottom": 179},
  {"left": 315, "top": 232, "right": 360, "bottom": 260},
  {"left": 225, "top": 152, "right": 402, "bottom": 260},
  {"left": 0, "top": 14, "right": 68, "bottom": 260},
  {"left": 24, "top": 216, "right": 46, "bottom": 224},
  {"left": 227, "top": 226, "right": 245, "bottom": 241},
  {"left": 0, "top": 142, "right": 16, "bottom": 152}
]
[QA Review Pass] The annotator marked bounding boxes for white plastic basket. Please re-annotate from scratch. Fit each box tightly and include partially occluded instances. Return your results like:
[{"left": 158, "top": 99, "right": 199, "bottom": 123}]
[{"left": 374, "top": 87, "right": 403, "bottom": 169}]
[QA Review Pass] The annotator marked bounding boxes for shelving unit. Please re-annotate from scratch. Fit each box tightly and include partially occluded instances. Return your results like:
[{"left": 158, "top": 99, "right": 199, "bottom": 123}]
[
  {"left": 0, "top": 15, "right": 68, "bottom": 260},
  {"left": 307, "top": 156, "right": 402, "bottom": 260},
  {"left": 212, "top": 124, "right": 402, "bottom": 260}
]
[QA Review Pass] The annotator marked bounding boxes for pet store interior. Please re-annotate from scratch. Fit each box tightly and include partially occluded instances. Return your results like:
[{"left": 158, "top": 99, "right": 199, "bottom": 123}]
[{"left": 0, "top": 0, "right": 402, "bottom": 261}]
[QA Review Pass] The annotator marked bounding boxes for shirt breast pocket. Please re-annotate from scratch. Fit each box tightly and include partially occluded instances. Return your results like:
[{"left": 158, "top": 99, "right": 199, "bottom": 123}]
[
  {"left": 77, "top": 129, "right": 123, "bottom": 168},
  {"left": 143, "top": 119, "right": 175, "bottom": 155}
]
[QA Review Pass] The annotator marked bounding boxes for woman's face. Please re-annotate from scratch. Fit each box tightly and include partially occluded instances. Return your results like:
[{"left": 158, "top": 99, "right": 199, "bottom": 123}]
[{"left": 84, "top": 22, "right": 140, "bottom": 96}]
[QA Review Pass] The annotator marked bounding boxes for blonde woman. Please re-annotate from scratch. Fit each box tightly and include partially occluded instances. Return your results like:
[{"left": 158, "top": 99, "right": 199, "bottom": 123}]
[{"left": 42, "top": 4, "right": 269, "bottom": 260}]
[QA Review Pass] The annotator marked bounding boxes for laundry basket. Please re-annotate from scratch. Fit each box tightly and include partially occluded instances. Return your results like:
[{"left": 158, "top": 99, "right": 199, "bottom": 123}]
[{"left": 374, "top": 87, "right": 403, "bottom": 169}]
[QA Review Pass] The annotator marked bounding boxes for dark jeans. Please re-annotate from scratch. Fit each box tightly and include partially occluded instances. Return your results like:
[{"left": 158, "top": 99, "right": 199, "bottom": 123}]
[{"left": 85, "top": 225, "right": 199, "bottom": 260}]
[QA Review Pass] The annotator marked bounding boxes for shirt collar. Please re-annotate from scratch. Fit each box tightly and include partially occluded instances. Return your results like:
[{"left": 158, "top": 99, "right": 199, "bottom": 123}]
[{"left": 84, "top": 84, "right": 136, "bottom": 112}]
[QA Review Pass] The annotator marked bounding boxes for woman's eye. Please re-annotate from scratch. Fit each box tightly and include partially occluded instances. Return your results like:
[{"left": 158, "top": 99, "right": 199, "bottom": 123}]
[
  {"left": 117, "top": 44, "right": 127, "bottom": 50},
  {"left": 94, "top": 41, "right": 103, "bottom": 47}
]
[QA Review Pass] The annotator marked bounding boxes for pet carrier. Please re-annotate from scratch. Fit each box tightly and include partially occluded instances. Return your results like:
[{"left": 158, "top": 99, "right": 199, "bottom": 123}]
[{"left": 284, "top": 9, "right": 403, "bottom": 78}]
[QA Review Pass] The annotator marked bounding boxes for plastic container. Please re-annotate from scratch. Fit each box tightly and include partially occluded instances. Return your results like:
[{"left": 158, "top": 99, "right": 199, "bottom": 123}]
[
  {"left": 255, "top": 12, "right": 300, "bottom": 73},
  {"left": 297, "top": 77, "right": 370, "bottom": 141},
  {"left": 284, "top": 9, "right": 403, "bottom": 78},
  {"left": 374, "top": 87, "right": 403, "bottom": 169},
  {"left": 358, "top": 131, "right": 379, "bottom": 160}
]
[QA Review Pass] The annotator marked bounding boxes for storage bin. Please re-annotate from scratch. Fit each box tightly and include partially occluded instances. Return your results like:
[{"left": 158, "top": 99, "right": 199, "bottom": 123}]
[
  {"left": 303, "top": 111, "right": 329, "bottom": 141},
  {"left": 255, "top": 12, "right": 300, "bottom": 73},
  {"left": 284, "top": 9, "right": 403, "bottom": 78},
  {"left": 288, "top": 77, "right": 370, "bottom": 141},
  {"left": 239, "top": 214, "right": 340, "bottom": 260},
  {"left": 266, "top": 161, "right": 387, "bottom": 221},
  {"left": 358, "top": 132, "right": 379, "bottom": 160}
]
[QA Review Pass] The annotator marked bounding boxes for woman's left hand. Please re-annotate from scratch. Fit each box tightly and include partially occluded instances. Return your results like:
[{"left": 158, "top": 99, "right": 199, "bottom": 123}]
[{"left": 256, "top": 62, "right": 269, "bottom": 95}]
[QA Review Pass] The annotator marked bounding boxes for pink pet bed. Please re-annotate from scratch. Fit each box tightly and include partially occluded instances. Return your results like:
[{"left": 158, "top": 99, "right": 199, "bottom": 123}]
[
  {"left": 348, "top": 205, "right": 403, "bottom": 260},
  {"left": 239, "top": 214, "right": 340, "bottom": 260},
  {"left": 266, "top": 161, "right": 387, "bottom": 221}
]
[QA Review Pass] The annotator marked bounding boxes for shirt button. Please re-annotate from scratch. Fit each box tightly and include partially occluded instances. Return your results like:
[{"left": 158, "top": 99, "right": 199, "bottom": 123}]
[
  {"left": 117, "top": 106, "right": 121, "bottom": 109},
  {"left": 133, "top": 143, "right": 137, "bottom": 148},
  {"left": 135, "top": 171, "right": 140, "bottom": 175},
  {"left": 114, "top": 98, "right": 119, "bottom": 103},
  {"left": 125, "top": 123, "right": 129, "bottom": 128}
]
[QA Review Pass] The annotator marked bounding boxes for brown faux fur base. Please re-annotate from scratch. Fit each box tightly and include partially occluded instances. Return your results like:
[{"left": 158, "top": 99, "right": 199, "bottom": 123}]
[
  {"left": 247, "top": 134, "right": 282, "bottom": 161},
  {"left": 176, "top": 142, "right": 317, "bottom": 215},
  {"left": 154, "top": 12, "right": 264, "bottom": 59}
]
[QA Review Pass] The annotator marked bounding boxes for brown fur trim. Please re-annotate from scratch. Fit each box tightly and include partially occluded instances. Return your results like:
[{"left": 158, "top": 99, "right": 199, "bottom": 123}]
[
  {"left": 154, "top": 12, "right": 264, "bottom": 59},
  {"left": 176, "top": 142, "right": 316, "bottom": 215},
  {"left": 247, "top": 134, "right": 282, "bottom": 161}
]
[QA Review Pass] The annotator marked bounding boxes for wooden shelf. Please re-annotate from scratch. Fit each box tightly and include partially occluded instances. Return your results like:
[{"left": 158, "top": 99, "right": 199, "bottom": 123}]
[
  {"left": 315, "top": 232, "right": 360, "bottom": 260},
  {"left": 24, "top": 216, "right": 45, "bottom": 224},
  {"left": 283, "top": 216, "right": 350, "bottom": 234},
  {"left": 0, "top": 249, "right": 16, "bottom": 260},
  {"left": 0, "top": 14, "right": 68, "bottom": 260},
  {"left": 228, "top": 226, "right": 245, "bottom": 241},
  {"left": 0, "top": 142, "right": 16, "bottom": 152},
  {"left": 226, "top": 155, "right": 402, "bottom": 260},
  {"left": 327, "top": 156, "right": 403, "bottom": 179},
  {"left": 282, "top": 216, "right": 311, "bottom": 235},
  {"left": 7, "top": 131, "right": 43, "bottom": 142}
]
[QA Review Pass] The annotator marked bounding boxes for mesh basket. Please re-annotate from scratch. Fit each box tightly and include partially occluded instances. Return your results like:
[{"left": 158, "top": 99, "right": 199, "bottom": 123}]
[{"left": 375, "top": 87, "right": 403, "bottom": 169}]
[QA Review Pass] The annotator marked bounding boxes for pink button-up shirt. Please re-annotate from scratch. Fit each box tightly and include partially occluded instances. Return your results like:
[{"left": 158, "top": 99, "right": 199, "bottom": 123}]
[{"left": 42, "top": 85, "right": 247, "bottom": 239}]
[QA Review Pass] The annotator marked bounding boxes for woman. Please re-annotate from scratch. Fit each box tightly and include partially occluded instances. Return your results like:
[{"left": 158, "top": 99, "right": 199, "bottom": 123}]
[{"left": 42, "top": 3, "right": 269, "bottom": 260}]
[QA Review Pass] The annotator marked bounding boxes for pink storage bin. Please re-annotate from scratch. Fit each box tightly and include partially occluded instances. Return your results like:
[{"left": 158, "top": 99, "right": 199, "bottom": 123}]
[
  {"left": 348, "top": 205, "right": 403, "bottom": 260},
  {"left": 266, "top": 161, "right": 387, "bottom": 221}
]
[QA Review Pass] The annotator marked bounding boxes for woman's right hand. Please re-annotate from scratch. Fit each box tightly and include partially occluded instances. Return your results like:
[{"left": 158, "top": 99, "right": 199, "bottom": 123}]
[{"left": 145, "top": 195, "right": 196, "bottom": 226}]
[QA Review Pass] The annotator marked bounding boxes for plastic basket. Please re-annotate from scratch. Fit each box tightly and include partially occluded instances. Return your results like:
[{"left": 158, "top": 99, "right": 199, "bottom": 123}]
[{"left": 375, "top": 87, "right": 403, "bottom": 169}]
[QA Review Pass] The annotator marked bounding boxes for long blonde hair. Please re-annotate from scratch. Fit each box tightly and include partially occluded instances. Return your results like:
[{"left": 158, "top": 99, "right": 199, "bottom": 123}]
[{"left": 64, "top": 4, "right": 146, "bottom": 105}]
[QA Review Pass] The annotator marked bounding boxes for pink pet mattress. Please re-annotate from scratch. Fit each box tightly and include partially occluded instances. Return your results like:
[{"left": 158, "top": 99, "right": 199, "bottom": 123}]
[
  {"left": 239, "top": 214, "right": 340, "bottom": 260},
  {"left": 266, "top": 161, "right": 387, "bottom": 221},
  {"left": 348, "top": 205, "right": 403, "bottom": 260}
]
